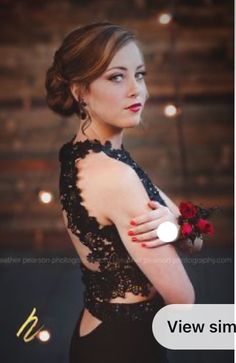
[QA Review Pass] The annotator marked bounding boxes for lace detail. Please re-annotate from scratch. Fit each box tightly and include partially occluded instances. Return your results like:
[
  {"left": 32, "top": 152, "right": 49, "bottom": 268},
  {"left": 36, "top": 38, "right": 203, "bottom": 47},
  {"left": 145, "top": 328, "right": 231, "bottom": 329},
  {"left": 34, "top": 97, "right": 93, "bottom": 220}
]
[
  {"left": 85, "top": 293, "right": 165, "bottom": 322},
  {"left": 59, "top": 135, "right": 167, "bottom": 320}
]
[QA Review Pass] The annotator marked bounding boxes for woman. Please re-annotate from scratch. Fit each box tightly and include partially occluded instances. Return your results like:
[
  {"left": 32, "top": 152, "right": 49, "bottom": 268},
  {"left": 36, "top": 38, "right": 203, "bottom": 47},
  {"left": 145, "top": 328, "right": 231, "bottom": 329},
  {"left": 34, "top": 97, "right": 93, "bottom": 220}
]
[{"left": 45, "top": 22, "right": 195, "bottom": 363}]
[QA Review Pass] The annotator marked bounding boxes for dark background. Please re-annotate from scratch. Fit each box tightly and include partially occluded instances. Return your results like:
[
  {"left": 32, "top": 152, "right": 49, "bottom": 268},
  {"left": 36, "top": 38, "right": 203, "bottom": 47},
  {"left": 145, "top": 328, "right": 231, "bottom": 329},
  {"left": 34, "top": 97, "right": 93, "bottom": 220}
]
[{"left": 0, "top": 0, "right": 234, "bottom": 362}]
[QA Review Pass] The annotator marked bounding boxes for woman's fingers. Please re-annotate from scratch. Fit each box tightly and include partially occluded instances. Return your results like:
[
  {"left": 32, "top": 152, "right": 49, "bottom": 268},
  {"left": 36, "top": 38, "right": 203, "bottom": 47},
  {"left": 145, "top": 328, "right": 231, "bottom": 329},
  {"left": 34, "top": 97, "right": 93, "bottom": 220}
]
[
  {"left": 130, "top": 210, "right": 160, "bottom": 225},
  {"left": 141, "top": 239, "right": 170, "bottom": 249},
  {"left": 128, "top": 200, "right": 178, "bottom": 246},
  {"left": 130, "top": 203, "right": 169, "bottom": 228},
  {"left": 129, "top": 220, "right": 158, "bottom": 234},
  {"left": 129, "top": 215, "right": 167, "bottom": 236},
  {"left": 130, "top": 200, "right": 162, "bottom": 225},
  {"left": 131, "top": 229, "right": 158, "bottom": 242},
  {"left": 148, "top": 200, "right": 162, "bottom": 209}
]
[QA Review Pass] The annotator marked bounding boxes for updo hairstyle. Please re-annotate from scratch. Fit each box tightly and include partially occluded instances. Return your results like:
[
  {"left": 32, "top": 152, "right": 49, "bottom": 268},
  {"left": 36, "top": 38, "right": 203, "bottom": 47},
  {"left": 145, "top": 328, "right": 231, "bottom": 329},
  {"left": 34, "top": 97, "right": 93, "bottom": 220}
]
[{"left": 45, "top": 22, "right": 137, "bottom": 134}]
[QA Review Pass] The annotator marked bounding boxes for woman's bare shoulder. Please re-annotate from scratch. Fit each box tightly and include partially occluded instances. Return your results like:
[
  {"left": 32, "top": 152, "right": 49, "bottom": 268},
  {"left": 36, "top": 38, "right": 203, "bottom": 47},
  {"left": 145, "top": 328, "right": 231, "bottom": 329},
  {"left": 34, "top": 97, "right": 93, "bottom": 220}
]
[{"left": 77, "top": 151, "right": 135, "bottom": 184}]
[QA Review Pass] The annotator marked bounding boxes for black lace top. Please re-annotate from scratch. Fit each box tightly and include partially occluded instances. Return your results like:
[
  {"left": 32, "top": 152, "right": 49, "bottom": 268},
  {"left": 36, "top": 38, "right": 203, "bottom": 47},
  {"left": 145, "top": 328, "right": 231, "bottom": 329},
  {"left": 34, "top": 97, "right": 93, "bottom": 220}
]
[{"left": 59, "top": 135, "right": 167, "bottom": 322}]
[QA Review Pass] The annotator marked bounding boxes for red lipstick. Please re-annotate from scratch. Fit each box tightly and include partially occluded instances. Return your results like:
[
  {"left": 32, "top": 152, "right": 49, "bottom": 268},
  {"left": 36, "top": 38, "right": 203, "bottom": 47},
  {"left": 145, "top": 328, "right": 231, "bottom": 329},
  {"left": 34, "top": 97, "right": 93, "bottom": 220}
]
[{"left": 125, "top": 103, "right": 142, "bottom": 112}]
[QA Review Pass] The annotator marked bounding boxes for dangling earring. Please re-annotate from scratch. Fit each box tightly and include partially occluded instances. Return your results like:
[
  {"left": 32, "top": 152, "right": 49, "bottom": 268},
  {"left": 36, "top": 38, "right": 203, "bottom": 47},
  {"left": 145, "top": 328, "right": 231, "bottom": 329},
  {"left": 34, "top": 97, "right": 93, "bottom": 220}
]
[{"left": 78, "top": 98, "right": 87, "bottom": 120}]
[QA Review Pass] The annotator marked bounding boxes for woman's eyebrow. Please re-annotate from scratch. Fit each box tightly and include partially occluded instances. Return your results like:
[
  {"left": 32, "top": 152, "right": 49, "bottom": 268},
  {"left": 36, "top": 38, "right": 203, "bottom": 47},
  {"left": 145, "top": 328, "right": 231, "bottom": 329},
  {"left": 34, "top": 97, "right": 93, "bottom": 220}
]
[{"left": 106, "top": 64, "right": 145, "bottom": 72}]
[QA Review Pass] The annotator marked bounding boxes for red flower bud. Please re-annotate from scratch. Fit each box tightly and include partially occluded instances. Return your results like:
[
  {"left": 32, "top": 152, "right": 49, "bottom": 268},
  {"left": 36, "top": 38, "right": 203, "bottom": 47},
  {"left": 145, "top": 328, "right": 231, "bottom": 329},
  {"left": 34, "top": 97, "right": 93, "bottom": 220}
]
[
  {"left": 179, "top": 201, "right": 197, "bottom": 218},
  {"left": 196, "top": 218, "right": 214, "bottom": 236},
  {"left": 181, "top": 222, "right": 193, "bottom": 237}
]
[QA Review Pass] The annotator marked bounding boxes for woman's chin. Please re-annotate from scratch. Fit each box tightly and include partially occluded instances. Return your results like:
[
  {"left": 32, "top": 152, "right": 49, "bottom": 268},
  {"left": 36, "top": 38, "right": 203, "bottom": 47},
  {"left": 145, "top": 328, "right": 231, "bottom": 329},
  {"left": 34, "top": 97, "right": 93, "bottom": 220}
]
[{"left": 123, "top": 115, "right": 142, "bottom": 127}]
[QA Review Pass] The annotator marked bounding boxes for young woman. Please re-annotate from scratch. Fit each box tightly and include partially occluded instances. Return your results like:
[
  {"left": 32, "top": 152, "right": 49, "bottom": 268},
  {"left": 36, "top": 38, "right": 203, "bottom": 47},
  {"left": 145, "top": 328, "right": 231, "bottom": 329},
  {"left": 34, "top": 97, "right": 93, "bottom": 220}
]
[{"left": 45, "top": 22, "right": 195, "bottom": 363}]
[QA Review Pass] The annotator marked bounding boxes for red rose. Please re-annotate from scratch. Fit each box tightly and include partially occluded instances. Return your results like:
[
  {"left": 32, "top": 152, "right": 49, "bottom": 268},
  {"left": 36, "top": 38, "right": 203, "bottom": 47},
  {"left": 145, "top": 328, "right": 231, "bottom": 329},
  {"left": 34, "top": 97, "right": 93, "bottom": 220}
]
[
  {"left": 179, "top": 201, "right": 197, "bottom": 218},
  {"left": 181, "top": 222, "right": 193, "bottom": 237},
  {"left": 196, "top": 218, "right": 214, "bottom": 236}
]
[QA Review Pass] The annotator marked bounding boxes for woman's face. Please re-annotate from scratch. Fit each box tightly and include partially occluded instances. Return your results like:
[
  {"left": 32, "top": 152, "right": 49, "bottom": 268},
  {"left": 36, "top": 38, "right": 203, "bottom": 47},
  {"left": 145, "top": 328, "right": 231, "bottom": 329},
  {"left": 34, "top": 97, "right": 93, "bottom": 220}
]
[{"left": 82, "top": 41, "right": 148, "bottom": 129}]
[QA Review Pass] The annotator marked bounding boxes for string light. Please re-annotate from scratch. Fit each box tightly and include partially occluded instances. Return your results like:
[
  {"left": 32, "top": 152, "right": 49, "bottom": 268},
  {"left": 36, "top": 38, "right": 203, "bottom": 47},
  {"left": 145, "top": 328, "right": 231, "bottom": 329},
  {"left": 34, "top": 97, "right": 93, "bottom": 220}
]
[
  {"left": 158, "top": 13, "right": 172, "bottom": 25},
  {"left": 37, "top": 329, "right": 51, "bottom": 342},
  {"left": 38, "top": 190, "right": 53, "bottom": 204},
  {"left": 164, "top": 104, "right": 178, "bottom": 117}
]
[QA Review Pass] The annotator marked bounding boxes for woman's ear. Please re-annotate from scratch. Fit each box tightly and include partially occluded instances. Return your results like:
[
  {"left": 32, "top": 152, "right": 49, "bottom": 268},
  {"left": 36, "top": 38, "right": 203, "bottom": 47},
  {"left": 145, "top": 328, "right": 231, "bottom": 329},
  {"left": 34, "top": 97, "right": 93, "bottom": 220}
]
[
  {"left": 70, "top": 83, "right": 87, "bottom": 103},
  {"left": 70, "top": 83, "right": 80, "bottom": 102}
]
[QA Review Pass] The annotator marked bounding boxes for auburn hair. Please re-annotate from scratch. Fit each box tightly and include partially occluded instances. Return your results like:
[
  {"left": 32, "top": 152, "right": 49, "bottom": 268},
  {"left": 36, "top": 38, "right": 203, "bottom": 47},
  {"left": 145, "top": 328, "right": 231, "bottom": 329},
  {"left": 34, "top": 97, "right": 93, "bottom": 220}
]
[{"left": 45, "top": 22, "right": 138, "bottom": 134}]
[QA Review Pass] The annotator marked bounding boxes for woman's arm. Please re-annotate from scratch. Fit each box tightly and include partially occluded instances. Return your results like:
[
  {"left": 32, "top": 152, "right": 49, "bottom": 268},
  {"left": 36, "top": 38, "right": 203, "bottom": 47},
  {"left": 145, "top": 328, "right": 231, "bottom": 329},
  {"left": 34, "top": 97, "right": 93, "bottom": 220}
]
[
  {"left": 128, "top": 186, "right": 204, "bottom": 251},
  {"left": 96, "top": 160, "right": 195, "bottom": 305},
  {"left": 155, "top": 186, "right": 180, "bottom": 218}
]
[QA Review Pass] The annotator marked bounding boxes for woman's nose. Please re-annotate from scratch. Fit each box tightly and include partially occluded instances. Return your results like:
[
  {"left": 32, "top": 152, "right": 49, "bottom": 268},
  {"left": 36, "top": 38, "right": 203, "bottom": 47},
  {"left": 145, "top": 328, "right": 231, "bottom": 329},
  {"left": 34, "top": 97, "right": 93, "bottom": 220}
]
[{"left": 127, "top": 78, "right": 140, "bottom": 96}]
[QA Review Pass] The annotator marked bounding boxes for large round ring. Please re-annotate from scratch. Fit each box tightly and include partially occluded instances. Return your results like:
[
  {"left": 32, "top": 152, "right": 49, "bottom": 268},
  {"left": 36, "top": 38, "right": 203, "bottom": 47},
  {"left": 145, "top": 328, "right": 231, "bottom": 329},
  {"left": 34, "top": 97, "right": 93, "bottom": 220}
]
[{"left": 156, "top": 221, "right": 179, "bottom": 242}]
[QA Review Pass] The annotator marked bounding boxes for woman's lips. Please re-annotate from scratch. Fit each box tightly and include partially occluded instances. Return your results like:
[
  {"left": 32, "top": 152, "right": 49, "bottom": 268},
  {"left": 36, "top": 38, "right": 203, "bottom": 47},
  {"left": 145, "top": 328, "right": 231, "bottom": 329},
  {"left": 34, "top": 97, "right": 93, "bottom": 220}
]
[{"left": 125, "top": 103, "right": 142, "bottom": 112}]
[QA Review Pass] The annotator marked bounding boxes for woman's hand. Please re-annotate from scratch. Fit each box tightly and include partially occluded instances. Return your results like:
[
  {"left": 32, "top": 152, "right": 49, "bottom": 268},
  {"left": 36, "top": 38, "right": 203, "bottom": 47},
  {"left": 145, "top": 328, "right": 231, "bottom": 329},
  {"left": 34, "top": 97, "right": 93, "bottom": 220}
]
[{"left": 127, "top": 200, "right": 180, "bottom": 248}]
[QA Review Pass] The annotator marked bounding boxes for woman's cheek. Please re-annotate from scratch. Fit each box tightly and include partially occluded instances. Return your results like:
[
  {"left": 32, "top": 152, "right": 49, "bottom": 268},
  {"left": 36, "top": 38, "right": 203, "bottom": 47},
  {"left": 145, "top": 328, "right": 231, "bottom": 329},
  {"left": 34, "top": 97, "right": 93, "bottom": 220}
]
[{"left": 102, "top": 89, "right": 123, "bottom": 106}]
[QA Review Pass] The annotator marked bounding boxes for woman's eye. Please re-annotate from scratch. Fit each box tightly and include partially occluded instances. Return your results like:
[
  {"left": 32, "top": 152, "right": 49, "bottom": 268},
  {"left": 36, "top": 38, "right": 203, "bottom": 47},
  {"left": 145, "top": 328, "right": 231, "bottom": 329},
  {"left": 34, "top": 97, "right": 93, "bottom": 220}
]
[
  {"left": 108, "top": 71, "right": 147, "bottom": 82},
  {"left": 136, "top": 71, "right": 147, "bottom": 80},
  {"left": 109, "top": 74, "right": 124, "bottom": 82}
]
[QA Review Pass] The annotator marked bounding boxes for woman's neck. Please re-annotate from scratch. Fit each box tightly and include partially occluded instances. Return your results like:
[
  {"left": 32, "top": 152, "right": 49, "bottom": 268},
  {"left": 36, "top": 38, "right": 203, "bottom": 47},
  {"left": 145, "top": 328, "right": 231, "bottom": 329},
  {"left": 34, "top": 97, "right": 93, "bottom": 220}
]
[{"left": 76, "top": 121, "right": 124, "bottom": 149}]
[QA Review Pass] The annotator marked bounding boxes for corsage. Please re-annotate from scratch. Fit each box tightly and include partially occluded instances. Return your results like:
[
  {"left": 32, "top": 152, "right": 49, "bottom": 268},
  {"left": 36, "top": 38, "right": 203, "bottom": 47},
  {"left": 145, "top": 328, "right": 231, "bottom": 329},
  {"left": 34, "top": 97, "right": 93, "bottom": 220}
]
[
  {"left": 175, "top": 201, "right": 219, "bottom": 253},
  {"left": 156, "top": 201, "right": 218, "bottom": 253}
]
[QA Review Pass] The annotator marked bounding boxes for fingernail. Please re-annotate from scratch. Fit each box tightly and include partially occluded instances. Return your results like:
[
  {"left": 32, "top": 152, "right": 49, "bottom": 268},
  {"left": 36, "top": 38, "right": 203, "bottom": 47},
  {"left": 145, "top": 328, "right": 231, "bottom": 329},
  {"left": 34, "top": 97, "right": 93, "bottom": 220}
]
[
  {"left": 141, "top": 243, "right": 146, "bottom": 247},
  {"left": 132, "top": 237, "right": 138, "bottom": 241},
  {"left": 128, "top": 230, "right": 134, "bottom": 236},
  {"left": 130, "top": 220, "right": 136, "bottom": 226}
]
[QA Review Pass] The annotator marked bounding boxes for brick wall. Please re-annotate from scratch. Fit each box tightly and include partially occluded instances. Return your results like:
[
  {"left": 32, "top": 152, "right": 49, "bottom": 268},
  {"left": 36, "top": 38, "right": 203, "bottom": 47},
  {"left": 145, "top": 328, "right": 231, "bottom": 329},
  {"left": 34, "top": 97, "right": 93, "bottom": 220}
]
[{"left": 0, "top": 0, "right": 233, "bottom": 249}]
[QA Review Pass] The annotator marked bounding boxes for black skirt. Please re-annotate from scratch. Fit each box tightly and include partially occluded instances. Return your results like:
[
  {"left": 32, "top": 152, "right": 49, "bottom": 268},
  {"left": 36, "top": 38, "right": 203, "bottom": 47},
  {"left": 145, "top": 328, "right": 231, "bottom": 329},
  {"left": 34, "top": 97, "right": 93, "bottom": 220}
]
[{"left": 69, "top": 307, "right": 169, "bottom": 363}]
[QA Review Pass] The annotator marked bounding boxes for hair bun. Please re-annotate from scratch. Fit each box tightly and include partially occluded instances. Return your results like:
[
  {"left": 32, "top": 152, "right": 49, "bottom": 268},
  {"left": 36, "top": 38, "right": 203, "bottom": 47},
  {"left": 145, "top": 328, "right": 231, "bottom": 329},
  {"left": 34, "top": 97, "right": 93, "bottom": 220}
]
[
  {"left": 45, "top": 66, "right": 77, "bottom": 117},
  {"left": 45, "top": 22, "right": 136, "bottom": 120}
]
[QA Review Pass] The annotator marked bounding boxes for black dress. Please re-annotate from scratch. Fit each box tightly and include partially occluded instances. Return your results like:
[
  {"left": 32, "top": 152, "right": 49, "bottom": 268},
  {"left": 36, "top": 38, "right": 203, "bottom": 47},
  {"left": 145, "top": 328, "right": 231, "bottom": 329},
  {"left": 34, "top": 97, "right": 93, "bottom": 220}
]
[{"left": 58, "top": 136, "right": 169, "bottom": 363}]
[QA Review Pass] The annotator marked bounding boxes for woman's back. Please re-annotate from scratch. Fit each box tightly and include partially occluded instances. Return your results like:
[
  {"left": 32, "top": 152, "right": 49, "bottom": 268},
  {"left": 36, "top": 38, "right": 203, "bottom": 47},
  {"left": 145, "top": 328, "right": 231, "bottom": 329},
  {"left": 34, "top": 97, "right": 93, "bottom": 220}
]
[
  {"left": 59, "top": 135, "right": 172, "bottom": 362},
  {"left": 59, "top": 132, "right": 197, "bottom": 363},
  {"left": 59, "top": 135, "right": 167, "bottom": 312}
]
